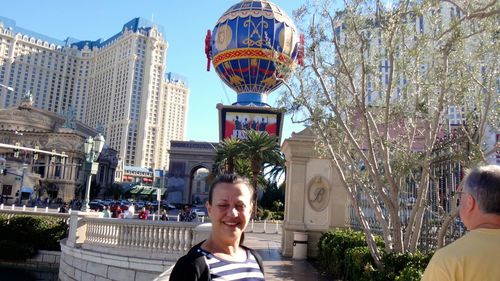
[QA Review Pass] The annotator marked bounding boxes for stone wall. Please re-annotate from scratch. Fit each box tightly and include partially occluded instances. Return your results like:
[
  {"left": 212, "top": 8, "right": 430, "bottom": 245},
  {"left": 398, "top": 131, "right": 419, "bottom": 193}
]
[
  {"left": 59, "top": 240, "right": 170, "bottom": 281},
  {"left": 0, "top": 250, "right": 60, "bottom": 280}
]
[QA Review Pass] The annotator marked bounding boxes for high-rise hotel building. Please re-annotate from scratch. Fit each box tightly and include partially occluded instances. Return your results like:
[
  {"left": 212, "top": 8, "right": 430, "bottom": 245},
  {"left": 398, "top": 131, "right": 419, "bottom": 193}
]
[{"left": 0, "top": 16, "right": 189, "bottom": 169}]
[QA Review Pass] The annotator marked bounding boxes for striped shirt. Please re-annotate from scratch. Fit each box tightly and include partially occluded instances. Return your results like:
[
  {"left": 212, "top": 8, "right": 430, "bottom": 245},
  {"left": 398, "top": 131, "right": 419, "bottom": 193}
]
[{"left": 196, "top": 247, "right": 265, "bottom": 281}]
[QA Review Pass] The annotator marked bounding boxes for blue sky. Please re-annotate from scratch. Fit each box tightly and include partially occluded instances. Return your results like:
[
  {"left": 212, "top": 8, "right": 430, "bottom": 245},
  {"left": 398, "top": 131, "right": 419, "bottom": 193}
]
[{"left": 1, "top": 0, "right": 306, "bottom": 143}]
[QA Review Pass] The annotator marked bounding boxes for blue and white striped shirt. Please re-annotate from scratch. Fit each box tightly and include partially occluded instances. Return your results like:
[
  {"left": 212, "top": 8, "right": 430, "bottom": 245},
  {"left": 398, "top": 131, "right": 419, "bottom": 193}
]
[{"left": 196, "top": 247, "right": 265, "bottom": 281}]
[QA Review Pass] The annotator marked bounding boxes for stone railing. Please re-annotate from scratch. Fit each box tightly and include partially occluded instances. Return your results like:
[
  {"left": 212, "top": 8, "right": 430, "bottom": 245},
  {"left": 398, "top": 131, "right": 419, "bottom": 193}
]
[
  {"left": 0, "top": 208, "right": 212, "bottom": 281},
  {"left": 70, "top": 213, "right": 206, "bottom": 260},
  {"left": 59, "top": 211, "right": 211, "bottom": 281},
  {"left": 0, "top": 208, "right": 70, "bottom": 222}
]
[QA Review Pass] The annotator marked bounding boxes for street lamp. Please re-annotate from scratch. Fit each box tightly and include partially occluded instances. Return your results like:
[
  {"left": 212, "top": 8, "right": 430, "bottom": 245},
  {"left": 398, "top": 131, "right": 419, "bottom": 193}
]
[
  {"left": 0, "top": 157, "right": 5, "bottom": 203},
  {"left": 0, "top": 83, "right": 14, "bottom": 92},
  {"left": 81, "top": 134, "right": 105, "bottom": 212}
]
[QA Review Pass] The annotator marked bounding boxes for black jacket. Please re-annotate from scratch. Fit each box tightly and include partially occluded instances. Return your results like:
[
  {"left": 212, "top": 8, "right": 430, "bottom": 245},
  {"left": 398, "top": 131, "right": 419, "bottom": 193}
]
[{"left": 169, "top": 241, "right": 264, "bottom": 281}]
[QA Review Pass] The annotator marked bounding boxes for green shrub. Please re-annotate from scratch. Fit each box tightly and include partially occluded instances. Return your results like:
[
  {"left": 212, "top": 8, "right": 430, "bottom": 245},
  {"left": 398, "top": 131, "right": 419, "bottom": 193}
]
[
  {"left": 345, "top": 246, "right": 377, "bottom": 281},
  {"left": 271, "top": 211, "right": 283, "bottom": 220},
  {"left": 395, "top": 266, "right": 424, "bottom": 281},
  {"left": 255, "top": 207, "right": 263, "bottom": 219},
  {"left": 316, "top": 228, "right": 432, "bottom": 281},
  {"left": 317, "top": 228, "right": 383, "bottom": 280},
  {"left": 254, "top": 209, "right": 283, "bottom": 221},
  {"left": 382, "top": 251, "right": 432, "bottom": 281},
  {"left": 261, "top": 209, "right": 271, "bottom": 220},
  {"left": 0, "top": 215, "right": 69, "bottom": 255}
]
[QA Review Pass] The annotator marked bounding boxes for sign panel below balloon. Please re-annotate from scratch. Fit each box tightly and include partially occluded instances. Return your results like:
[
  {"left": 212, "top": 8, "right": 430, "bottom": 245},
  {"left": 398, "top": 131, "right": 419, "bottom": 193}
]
[{"left": 217, "top": 103, "right": 284, "bottom": 142}]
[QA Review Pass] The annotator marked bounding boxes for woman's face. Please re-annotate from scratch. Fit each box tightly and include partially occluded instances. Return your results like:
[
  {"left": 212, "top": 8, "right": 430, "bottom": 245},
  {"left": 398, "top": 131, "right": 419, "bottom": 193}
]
[{"left": 207, "top": 182, "right": 253, "bottom": 243}]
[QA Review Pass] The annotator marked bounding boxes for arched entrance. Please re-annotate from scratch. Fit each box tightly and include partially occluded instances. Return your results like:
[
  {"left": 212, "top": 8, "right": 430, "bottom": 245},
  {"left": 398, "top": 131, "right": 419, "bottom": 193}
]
[
  {"left": 167, "top": 141, "right": 217, "bottom": 204},
  {"left": 189, "top": 166, "right": 210, "bottom": 205}
]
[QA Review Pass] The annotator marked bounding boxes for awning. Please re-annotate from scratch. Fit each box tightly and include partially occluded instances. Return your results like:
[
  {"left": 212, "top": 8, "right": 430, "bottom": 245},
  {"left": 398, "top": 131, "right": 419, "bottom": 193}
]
[
  {"left": 151, "top": 189, "right": 166, "bottom": 196},
  {"left": 129, "top": 187, "right": 143, "bottom": 194},
  {"left": 140, "top": 188, "right": 155, "bottom": 195},
  {"left": 20, "top": 187, "right": 33, "bottom": 193}
]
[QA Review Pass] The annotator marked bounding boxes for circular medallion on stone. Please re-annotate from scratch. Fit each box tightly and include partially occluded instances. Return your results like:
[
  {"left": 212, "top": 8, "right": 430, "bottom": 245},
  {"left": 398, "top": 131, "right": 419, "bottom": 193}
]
[{"left": 307, "top": 176, "right": 330, "bottom": 212}]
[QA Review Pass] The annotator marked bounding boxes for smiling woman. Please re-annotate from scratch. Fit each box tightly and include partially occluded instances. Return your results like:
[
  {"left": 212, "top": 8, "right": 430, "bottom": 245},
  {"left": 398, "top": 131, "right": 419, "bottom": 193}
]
[{"left": 167, "top": 174, "right": 265, "bottom": 281}]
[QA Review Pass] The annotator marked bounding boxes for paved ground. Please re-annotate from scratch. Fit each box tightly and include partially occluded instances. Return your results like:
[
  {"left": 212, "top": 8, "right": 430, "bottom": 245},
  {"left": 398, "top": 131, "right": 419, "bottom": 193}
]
[{"left": 243, "top": 232, "right": 333, "bottom": 281}]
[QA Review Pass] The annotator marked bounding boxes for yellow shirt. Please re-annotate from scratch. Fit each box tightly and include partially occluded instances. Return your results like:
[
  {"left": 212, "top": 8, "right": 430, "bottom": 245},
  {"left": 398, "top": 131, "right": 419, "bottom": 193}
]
[{"left": 422, "top": 228, "right": 500, "bottom": 281}]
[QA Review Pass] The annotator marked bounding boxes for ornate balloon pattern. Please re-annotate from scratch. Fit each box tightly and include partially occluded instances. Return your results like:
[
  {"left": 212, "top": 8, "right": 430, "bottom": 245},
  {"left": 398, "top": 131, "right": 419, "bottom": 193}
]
[{"left": 206, "top": 0, "right": 303, "bottom": 106}]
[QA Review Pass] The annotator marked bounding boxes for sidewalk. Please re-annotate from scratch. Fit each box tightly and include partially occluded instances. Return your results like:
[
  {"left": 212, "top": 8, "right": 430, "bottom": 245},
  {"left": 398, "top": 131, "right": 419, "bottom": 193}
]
[{"left": 243, "top": 232, "right": 333, "bottom": 281}]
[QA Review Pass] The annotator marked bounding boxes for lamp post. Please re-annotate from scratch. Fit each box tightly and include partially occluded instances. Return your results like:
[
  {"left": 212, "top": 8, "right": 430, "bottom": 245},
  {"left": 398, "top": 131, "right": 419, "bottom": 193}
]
[
  {"left": 81, "top": 134, "right": 105, "bottom": 212},
  {"left": 0, "top": 157, "right": 5, "bottom": 203},
  {"left": 0, "top": 83, "right": 14, "bottom": 91}
]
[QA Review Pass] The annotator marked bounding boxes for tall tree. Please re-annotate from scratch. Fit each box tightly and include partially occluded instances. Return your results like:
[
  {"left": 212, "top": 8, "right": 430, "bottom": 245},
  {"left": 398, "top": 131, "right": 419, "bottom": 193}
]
[
  {"left": 240, "top": 130, "right": 285, "bottom": 191},
  {"left": 279, "top": 0, "right": 499, "bottom": 268},
  {"left": 214, "top": 138, "right": 244, "bottom": 174},
  {"left": 214, "top": 130, "right": 285, "bottom": 190}
]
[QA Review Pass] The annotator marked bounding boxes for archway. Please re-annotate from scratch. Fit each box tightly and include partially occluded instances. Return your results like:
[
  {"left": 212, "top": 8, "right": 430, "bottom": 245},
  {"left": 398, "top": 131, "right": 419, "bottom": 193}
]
[
  {"left": 189, "top": 166, "right": 210, "bottom": 205},
  {"left": 167, "top": 141, "right": 217, "bottom": 203}
]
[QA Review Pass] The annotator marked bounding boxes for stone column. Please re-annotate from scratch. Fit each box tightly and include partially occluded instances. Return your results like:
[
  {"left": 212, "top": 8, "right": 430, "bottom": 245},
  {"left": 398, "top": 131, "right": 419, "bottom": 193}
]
[{"left": 281, "top": 129, "right": 316, "bottom": 257}]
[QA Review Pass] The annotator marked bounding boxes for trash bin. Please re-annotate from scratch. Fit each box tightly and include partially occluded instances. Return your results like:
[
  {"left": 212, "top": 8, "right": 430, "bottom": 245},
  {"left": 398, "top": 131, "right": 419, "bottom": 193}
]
[{"left": 292, "top": 232, "right": 308, "bottom": 259}]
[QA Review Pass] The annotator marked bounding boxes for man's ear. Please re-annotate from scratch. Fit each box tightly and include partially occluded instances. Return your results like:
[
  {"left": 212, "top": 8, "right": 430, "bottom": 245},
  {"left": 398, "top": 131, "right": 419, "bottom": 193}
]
[{"left": 465, "top": 194, "right": 476, "bottom": 212}]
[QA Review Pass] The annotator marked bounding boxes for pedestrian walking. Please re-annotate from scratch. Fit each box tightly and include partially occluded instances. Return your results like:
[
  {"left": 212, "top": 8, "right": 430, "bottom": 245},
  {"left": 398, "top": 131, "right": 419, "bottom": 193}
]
[{"left": 160, "top": 208, "right": 169, "bottom": 221}]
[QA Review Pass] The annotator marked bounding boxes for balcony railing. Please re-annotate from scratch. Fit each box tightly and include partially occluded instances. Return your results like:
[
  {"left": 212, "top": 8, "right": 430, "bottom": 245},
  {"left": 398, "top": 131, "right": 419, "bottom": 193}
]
[
  {"left": 0, "top": 209, "right": 211, "bottom": 261},
  {"left": 66, "top": 211, "right": 209, "bottom": 261}
]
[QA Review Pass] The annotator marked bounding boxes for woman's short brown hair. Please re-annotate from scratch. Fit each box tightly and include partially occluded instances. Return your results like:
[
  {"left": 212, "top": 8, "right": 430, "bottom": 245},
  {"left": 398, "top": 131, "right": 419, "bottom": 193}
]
[{"left": 208, "top": 174, "right": 255, "bottom": 204}]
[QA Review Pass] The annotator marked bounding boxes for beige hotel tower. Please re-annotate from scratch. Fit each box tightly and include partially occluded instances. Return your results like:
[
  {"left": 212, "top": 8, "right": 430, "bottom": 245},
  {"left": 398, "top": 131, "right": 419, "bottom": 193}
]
[{"left": 0, "top": 16, "right": 189, "bottom": 170}]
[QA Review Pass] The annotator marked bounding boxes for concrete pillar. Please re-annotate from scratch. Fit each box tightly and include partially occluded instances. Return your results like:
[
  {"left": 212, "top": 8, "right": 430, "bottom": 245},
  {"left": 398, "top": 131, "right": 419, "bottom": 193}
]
[{"left": 281, "top": 128, "right": 349, "bottom": 258}]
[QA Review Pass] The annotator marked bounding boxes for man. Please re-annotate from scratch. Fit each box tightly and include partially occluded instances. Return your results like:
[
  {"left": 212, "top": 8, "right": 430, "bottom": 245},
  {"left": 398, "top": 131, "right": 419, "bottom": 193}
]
[
  {"left": 102, "top": 206, "right": 111, "bottom": 218},
  {"left": 179, "top": 204, "right": 197, "bottom": 222},
  {"left": 59, "top": 202, "right": 69, "bottom": 213},
  {"left": 422, "top": 165, "right": 500, "bottom": 281}
]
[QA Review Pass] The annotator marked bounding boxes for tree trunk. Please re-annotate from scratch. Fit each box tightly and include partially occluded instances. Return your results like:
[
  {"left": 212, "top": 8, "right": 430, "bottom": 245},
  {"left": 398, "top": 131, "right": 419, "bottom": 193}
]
[{"left": 438, "top": 207, "right": 459, "bottom": 248}]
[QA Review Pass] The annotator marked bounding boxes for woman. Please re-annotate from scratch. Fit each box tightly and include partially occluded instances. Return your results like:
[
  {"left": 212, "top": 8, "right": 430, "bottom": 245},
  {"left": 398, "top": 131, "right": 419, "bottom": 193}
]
[
  {"left": 138, "top": 207, "right": 149, "bottom": 220},
  {"left": 169, "top": 174, "right": 264, "bottom": 280},
  {"left": 160, "top": 208, "right": 169, "bottom": 221}
]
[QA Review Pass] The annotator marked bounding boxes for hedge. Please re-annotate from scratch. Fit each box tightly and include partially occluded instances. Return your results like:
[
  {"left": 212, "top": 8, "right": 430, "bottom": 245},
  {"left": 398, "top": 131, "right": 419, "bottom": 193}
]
[
  {"left": 317, "top": 228, "right": 432, "bottom": 281},
  {"left": 0, "top": 215, "right": 69, "bottom": 260}
]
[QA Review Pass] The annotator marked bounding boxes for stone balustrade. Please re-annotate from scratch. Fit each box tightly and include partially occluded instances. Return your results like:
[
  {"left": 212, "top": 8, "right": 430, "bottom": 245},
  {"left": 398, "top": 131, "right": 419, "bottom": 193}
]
[
  {"left": 0, "top": 208, "right": 284, "bottom": 280},
  {"left": 59, "top": 211, "right": 211, "bottom": 281},
  {"left": 0, "top": 208, "right": 70, "bottom": 221},
  {"left": 0, "top": 209, "right": 211, "bottom": 281},
  {"left": 75, "top": 214, "right": 201, "bottom": 260}
]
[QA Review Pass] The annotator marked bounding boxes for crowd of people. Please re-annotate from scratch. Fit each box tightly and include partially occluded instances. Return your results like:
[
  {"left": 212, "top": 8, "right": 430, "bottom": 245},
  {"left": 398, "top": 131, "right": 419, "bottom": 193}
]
[{"left": 58, "top": 200, "right": 201, "bottom": 222}]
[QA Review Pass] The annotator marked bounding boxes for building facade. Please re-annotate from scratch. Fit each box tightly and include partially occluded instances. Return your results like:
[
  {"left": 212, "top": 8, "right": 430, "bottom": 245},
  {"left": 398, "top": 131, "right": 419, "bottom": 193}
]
[
  {"left": 0, "top": 16, "right": 189, "bottom": 170},
  {"left": 0, "top": 97, "right": 118, "bottom": 204},
  {"left": 332, "top": 3, "right": 498, "bottom": 164},
  {"left": 157, "top": 73, "right": 189, "bottom": 169}
]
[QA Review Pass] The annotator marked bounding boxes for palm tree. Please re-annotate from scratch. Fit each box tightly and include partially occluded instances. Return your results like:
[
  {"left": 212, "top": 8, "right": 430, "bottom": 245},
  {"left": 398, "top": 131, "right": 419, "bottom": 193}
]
[
  {"left": 240, "top": 130, "right": 284, "bottom": 192},
  {"left": 214, "top": 138, "right": 243, "bottom": 174},
  {"left": 263, "top": 158, "right": 286, "bottom": 186},
  {"left": 213, "top": 131, "right": 286, "bottom": 211}
]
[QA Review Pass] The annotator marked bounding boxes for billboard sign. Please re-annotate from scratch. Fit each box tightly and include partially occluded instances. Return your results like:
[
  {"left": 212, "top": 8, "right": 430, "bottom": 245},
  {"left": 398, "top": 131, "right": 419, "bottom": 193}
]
[{"left": 217, "top": 104, "right": 284, "bottom": 141}]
